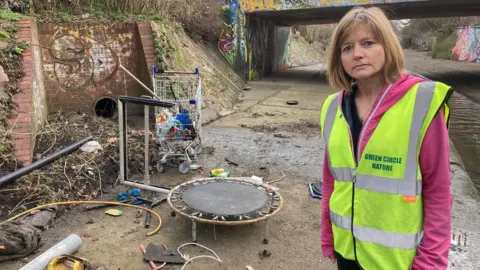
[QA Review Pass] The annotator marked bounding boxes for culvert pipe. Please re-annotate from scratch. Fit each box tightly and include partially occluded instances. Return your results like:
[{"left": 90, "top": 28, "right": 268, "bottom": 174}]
[{"left": 0, "top": 136, "right": 93, "bottom": 187}]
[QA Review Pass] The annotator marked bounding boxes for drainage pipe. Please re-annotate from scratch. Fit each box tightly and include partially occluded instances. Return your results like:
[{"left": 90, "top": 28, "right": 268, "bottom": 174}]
[
  {"left": 0, "top": 136, "right": 93, "bottom": 187},
  {"left": 19, "top": 234, "right": 83, "bottom": 270}
]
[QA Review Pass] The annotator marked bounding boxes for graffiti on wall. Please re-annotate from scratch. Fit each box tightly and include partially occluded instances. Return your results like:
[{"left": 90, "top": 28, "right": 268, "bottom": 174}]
[
  {"left": 48, "top": 35, "right": 119, "bottom": 91},
  {"left": 219, "top": 1, "right": 239, "bottom": 65},
  {"left": 451, "top": 26, "right": 480, "bottom": 63},
  {"left": 42, "top": 25, "right": 135, "bottom": 99},
  {"left": 280, "top": 28, "right": 292, "bottom": 70},
  {"left": 246, "top": 16, "right": 272, "bottom": 80},
  {"left": 240, "top": 0, "right": 280, "bottom": 12},
  {"left": 239, "top": 0, "right": 380, "bottom": 12},
  {"left": 219, "top": 0, "right": 292, "bottom": 80}
]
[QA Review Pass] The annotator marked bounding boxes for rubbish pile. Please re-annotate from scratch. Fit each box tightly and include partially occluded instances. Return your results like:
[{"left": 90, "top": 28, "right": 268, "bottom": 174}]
[{"left": 1, "top": 112, "right": 159, "bottom": 215}]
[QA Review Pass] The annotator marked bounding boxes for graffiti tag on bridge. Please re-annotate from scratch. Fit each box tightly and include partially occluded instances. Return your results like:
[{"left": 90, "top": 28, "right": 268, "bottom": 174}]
[
  {"left": 48, "top": 35, "right": 119, "bottom": 90},
  {"left": 285, "top": 0, "right": 307, "bottom": 5}
]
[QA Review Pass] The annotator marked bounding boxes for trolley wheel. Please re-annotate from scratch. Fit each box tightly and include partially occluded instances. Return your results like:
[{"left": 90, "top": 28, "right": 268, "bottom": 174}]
[
  {"left": 179, "top": 162, "right": 190, "bottom": 174},
  {"left": 156, "top": 162, "right": 164, "bottom": 173}
]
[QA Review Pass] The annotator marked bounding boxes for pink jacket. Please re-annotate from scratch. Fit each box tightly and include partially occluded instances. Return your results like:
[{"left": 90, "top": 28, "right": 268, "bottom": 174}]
[{"left": 321, "top": 73, "right": 452, "bottom": 269}]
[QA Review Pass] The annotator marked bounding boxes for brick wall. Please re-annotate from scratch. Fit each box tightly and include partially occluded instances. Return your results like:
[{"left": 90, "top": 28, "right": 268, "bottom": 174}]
[
  {"left": 137, "top": 22, "right": 155, "bottom": 91},
  {"left": 38, "top": 22, "right": 151, "bottom": 115},
  {"left": 8, "top": 19, "right": 47, "bottom": 166},
  {"left": 6, "top": 21, "right": 159, "bottom": 165}
]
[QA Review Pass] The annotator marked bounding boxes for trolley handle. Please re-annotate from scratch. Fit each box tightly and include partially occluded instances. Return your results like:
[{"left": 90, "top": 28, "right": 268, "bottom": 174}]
[{"left": 152, "top": 66, "right": 200, "bottom": 75}]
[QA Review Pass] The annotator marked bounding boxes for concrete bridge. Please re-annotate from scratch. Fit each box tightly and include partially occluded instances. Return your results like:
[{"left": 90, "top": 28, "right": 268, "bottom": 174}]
[{"left": 218, "top": 0, "right": 480, "bottom": 81}]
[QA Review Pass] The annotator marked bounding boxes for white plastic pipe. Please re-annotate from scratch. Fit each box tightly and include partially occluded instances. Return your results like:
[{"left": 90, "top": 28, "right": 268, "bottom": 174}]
[{"left": 19, "top": 234, "right": 83, "bottom": 270}]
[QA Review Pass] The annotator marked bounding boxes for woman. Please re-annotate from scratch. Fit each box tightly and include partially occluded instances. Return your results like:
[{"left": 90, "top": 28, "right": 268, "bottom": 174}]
[{"left": 320, "top": 6, "right": 453, "bottom": 270}]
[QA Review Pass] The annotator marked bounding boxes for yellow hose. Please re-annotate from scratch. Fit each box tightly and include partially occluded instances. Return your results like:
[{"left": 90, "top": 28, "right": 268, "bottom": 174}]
[{"left": 2, "top": 201, "right": 162, "bottom": 236}]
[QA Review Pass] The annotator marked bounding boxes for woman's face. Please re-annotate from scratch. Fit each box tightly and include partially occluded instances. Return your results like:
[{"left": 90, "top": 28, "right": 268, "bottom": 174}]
[{"left": 340, "top": 22, "right": 385, "bottom": 81}]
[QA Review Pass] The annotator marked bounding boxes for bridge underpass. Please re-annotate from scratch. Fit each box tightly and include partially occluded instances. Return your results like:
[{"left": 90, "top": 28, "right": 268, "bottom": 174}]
[
  {"left": 219, "top": 0, "right": 480, "bottom": 82},
  {"left": 249, "top": 0, "right": 480, "bottom": 25}
]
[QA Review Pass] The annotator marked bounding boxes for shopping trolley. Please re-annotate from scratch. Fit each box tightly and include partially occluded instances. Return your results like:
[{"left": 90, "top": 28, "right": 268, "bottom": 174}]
[{"left": 152, "top": 66, "right": 202, "bottom": 174}]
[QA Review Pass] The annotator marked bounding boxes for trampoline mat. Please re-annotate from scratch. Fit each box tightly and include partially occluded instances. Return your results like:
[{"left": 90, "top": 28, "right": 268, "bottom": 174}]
[{"left": 182, "top": 182, "right": 269, "bottom": 216}]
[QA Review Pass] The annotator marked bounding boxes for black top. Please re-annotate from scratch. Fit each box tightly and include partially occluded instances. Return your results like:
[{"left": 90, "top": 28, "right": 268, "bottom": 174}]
[{"left": 341, "top": 83, "right": 363, "bottom": 162}]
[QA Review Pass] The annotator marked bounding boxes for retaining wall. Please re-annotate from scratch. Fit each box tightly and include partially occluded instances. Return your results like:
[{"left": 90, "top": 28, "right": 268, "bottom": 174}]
[
  {"left": 37, "top": 22, "right": 151, "bottom": 115},
  {"left": 10, "top": 21, "right": 158, "bottom": 165},
  {"left": 8, "top": 19, "right": 48, "bottom": 165}
]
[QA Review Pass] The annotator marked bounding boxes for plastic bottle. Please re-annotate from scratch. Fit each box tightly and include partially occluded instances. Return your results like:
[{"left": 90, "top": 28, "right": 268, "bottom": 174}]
[
  {"left": 190, "top": 164, "right": 203, "bottom": 170},
  {"left": 210, "top": 169, "right": 225, "bottom": 176},
  {"left": 215, "top": 172, "right": 230, "bottom": 178}
]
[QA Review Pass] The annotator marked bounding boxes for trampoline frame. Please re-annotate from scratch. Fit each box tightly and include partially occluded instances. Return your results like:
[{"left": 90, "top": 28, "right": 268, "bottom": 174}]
[{"left": 167, "top": 177, "right": 284, "bottom": 244}]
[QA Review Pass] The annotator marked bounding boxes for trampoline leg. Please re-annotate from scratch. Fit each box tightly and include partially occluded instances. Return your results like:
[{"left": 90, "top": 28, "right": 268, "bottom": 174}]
[
  {"left": 192, "top": 220, "right": 197, "bottom": 243},
  {"left": 263, "top": 220, "right": 269, "bottom": 244}
]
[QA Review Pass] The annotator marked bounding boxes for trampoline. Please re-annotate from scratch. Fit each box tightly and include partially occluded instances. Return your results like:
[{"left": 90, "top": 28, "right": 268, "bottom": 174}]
[{"left": 167, "top": 177, "right": 284, "bottom": 244}]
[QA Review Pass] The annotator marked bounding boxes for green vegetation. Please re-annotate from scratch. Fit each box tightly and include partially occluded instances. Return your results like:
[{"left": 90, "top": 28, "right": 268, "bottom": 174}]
[
  {"left": 151, "top": 22, "right": 178, "bottom": 70},
  {"left": 0, "top": 9, "right": 29, "bottom": 171},
  {"left": 28, "top": 0, "right": 222, "bottom": 41},
  {"left": 431, "top": 33, "right": 458, "bottom": 60},
  {"left": 400, "top": 17, "right": 480, "bottom": 59},
  {"left": 0, "top": 9, "right": 24, "bottom": 21}
]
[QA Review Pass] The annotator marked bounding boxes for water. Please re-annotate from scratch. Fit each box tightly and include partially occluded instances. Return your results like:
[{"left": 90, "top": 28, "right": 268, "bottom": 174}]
[{"left": 448, "top": 91, "right": 480, "bottom": 190}]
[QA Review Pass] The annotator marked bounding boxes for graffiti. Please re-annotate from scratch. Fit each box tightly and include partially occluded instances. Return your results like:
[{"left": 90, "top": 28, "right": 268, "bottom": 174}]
[
  {"left": 48, "top": 35, "right": 119, "bottom": 90},
  {"left": 280, "top": 28, "right": 292, "bottom": 70},
  {"left": 219, "top": 0, "right": 293, "bottom": 80},
  {"left": 319, "top": 0, "right": 375, "bottom": 6},
  {"left": 240, "top": 0, "right": 280, "bottom": 12},
  {"left": 219, "top": 1, "right": 241, "bottom": 65},
  {"left": 285, "top": 0, "right": 307, "bottom": 5},
  {"left": 451, "top": 26, "right": 480, "bottom": 63},
  {"left": 238, "top": 0, "right": 380, "bottom": 11},
  {"left": 238, "top": 10, "right": 247, "bottom": 60},
  {"left": 219, "top": 23, "right": 236, "bottom": 65},
  {"left": 246, "top": 16, "right": 272, "bottom": 80}
]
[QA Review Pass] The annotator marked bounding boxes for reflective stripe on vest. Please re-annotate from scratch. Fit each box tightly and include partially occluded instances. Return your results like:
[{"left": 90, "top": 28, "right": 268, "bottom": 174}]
[
  {"left": 322, "top": 81, "right": 437, "bottom": 250},
  {"left": 330, "top": 210, "right": 424, "bottom": 249}
]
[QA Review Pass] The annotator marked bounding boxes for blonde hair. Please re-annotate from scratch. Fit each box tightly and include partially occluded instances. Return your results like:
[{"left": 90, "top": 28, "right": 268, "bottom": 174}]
[{"left": 327, "top": 7, "right": 404, "bottom": 91}]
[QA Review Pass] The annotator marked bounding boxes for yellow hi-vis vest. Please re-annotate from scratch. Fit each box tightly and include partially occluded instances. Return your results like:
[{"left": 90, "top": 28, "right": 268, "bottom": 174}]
[{"left": 320, "top": 81, "right": 452, "bottom": 270}]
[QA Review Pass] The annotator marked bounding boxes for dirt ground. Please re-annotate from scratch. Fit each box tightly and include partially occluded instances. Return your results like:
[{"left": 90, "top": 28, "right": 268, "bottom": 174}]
[
  {"left": 3, "top": 50, "right": 480, "bottom": 269},
  {"left": 0, "top": 66, "right": 337, "bottom": 270}
]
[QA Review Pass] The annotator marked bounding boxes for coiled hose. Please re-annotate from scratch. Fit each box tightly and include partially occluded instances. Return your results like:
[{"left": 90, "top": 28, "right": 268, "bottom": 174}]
[{"left": 1, "top": 201, "right": 162, "bottom": 236}]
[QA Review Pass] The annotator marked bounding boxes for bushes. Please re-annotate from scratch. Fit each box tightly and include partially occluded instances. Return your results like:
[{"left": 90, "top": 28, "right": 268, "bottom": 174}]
[
  {"left": 431, "top": 33, "right": 458, "bottom": 60},
  {"left": 29, "top": 0, "right": 223, "bottom": 41}
]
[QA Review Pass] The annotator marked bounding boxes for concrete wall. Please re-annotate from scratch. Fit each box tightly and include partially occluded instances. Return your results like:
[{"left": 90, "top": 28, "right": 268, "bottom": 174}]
[
  {"left": 37, "top": 22, "right": 150, "bottom": 115},
  {"left": 8, "top": 19, "right": 48, "bottom": 165},
  {"left": 219, "top": 0, "right": 292, "bottom": 81}
]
